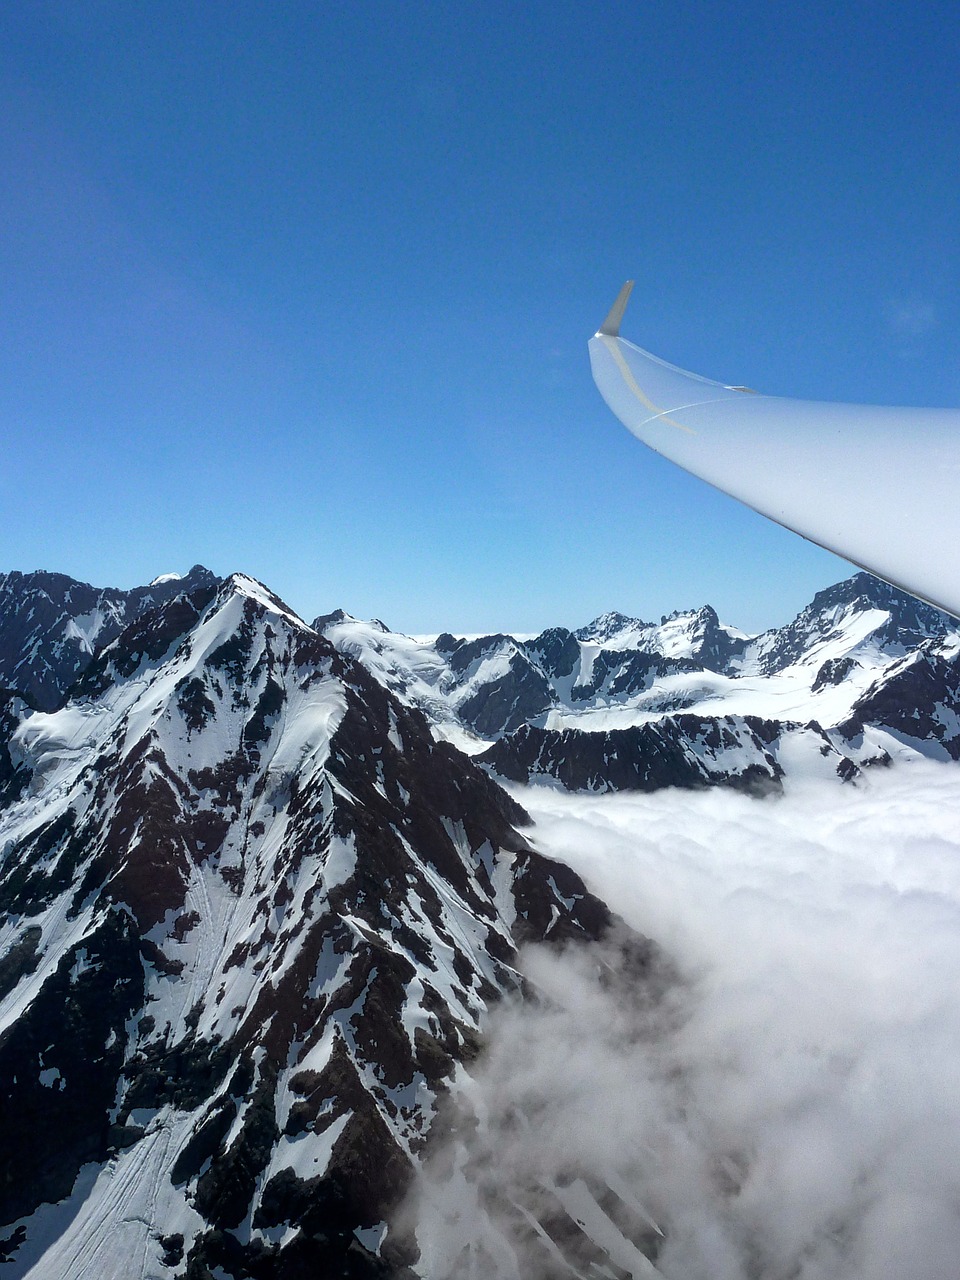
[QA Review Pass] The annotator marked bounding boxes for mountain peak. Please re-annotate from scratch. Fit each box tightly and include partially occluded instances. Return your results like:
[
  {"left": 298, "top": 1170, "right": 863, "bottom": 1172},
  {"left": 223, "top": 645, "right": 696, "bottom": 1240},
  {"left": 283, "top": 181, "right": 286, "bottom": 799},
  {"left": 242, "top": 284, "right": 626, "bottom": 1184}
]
[
  {"left": 312, "top": 608, "right": 356, "bottom": 631},
  {"left": 575, "top": 611, "right": 648, "bottom": 644},
  {"left": 0, "top": 566, "right": 634, "bottom": 1274},
  {"left": 220, "top": 574, "right": 312, "bottom": 632},
  {"left": 807, "top": 571, "right": 954, "bottom": 628},
  {"left": 742, "top": 572, "right": 955, "bottom": 678},
  {"left": 661, "top": 603, "right": 718, "bottom": 625}
]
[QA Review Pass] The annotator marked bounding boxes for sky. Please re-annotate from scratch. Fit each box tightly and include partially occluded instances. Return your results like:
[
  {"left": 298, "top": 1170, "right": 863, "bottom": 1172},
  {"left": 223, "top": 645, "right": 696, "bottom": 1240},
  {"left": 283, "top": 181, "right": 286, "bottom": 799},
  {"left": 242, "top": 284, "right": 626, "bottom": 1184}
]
[{"left": 2, "top": 1, "right": 958, "bottom": 635}]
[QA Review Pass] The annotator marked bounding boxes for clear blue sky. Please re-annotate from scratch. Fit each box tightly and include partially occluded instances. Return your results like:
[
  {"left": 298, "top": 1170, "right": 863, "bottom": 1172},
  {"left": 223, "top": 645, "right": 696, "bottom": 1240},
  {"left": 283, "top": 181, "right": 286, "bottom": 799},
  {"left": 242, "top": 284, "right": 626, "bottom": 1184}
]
[{"left": 2, "top": 2, "right": 958, "bottom": 634}]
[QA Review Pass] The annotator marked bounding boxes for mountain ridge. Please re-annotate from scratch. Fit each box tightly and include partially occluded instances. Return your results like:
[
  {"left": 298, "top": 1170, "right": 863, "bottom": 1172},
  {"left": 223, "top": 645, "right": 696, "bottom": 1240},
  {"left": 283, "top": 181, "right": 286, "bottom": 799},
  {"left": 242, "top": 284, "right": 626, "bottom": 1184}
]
[
  {"left": 0, "top": 569, "right": 662, "bottom": 1278},
  {"left": 6, "top": 565, "right": 957, "bottom": 794},
  {"left": 307, "top": 571, "right": 960, "bottom": 789}
]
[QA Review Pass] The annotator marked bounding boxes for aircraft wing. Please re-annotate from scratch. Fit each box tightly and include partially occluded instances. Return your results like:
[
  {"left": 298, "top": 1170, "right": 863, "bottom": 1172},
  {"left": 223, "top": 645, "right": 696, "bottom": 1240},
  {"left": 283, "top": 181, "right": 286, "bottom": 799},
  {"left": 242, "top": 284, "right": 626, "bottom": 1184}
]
[{"left": 590, "top": 281, "right": 960, "bottom": 619}]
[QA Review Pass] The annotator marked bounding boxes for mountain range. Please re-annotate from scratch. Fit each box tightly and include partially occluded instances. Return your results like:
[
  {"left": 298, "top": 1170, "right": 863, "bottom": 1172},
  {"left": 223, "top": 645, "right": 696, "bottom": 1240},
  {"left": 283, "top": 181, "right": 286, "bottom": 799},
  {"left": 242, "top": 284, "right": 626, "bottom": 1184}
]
[
  {"left": 315, "top": 573, "right": 960, "bottom": 791},
  {"left": 0, "top": 564, "right": 957, "bottom": 1278}
]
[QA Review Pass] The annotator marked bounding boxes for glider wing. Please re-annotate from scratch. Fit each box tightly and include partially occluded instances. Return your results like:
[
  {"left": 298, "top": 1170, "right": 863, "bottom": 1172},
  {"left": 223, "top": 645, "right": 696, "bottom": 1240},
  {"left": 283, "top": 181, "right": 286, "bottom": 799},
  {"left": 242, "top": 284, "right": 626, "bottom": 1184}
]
[{"left": 590, "top": 282, "right": 960, "bottom": 618}]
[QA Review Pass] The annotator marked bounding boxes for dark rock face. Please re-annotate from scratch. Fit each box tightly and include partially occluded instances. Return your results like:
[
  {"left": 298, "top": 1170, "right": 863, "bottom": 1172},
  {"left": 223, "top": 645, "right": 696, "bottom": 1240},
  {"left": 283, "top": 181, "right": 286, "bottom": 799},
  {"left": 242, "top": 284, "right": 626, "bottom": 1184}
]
[
  {"left": 0, "top": 573, "right": 650, "bottom": 1277},
  {"left": 522, "top": 628, "right": 580, "bottom": 679},
  {"left": 570, "top": 650, "right": 701, "bottom": 703},
  {"left": 839, "top": 641, "right": 960, "bottom": 759},
  {"left": 478, "top": 716, "right": 788, "bottom": 794},
  {"left": 812, "top": 655, "right": 859, "bottom": 692},
  {"left": 0, "top": 910, "right": 144, "bottom": 1225},
  {"left": 0, "top": 691, "right": 33, "bottom": 807},
  {"left": 674, "top": 604, "right": 749, "bottom": 672},
  {"left": 0, "top": 565, "right": 220, "bottom": 710},
  {"left": 457, "top": 653, "right": 554, "bottom": 737}
]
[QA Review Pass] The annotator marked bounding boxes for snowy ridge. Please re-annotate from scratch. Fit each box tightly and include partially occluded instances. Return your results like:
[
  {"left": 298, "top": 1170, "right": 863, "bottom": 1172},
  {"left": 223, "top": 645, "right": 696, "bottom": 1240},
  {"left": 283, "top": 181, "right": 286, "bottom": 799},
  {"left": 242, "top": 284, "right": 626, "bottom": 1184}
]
[
  {"left": 0, "top": 572, "right": 648, "bottom": 1278},
  {"left": 575, "top": 605, "right": 747, "bottom": 661}
]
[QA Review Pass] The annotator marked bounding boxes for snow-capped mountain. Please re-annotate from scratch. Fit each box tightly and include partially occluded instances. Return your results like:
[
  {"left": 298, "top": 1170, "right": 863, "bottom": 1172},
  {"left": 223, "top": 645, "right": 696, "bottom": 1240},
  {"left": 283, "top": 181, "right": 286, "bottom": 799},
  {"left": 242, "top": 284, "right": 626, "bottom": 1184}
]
[
  {"left": 0, "top": 566, "right": 219, "bottom": 710},
  {"left": 312, "top": 606, "right": 751, "bottom": 748},
  {"left": 2, "top": 563, "right": 958, "bottom": 1279},
  {"left": 574, "top": 605, "right": 748, "bottom": 669},
  {"left": 316, "top": 573, "right": 960, "bottom": 791},
  {"left": 0, "top": 572, "right": 657, "bottom": 1278},
  {"left": 738, "top": 573, "right": 954, "bottom": 677}
]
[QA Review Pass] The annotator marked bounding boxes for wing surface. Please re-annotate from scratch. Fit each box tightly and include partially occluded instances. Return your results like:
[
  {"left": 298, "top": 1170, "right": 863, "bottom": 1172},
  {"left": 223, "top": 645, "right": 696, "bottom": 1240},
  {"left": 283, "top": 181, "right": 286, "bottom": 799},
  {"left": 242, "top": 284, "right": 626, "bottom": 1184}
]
[{"left": 590, "top": 282, "right": 960, "bottom": 619}]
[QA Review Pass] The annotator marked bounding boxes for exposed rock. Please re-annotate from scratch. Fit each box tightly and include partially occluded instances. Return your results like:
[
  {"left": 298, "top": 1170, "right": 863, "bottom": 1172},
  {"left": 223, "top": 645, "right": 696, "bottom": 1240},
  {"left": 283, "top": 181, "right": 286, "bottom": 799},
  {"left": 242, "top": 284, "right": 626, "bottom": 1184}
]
[
  {"left": 478, "top": 716, "right": 788, "bottom": 794},
  {"left": 0, "top": 572, "right": 649, "bottom": 1276},
  {"left": 0, "top": 565, "right": 220, "bottom": 710}
]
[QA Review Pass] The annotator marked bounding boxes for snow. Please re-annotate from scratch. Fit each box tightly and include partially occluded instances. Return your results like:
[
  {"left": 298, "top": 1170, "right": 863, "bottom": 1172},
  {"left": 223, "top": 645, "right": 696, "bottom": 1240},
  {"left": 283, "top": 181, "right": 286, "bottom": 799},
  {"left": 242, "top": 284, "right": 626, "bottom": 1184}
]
[
  {"left": 321, "top": 615, "right": 530, "bottom": 745},
  {"left": 773, "top": 725, "right": 852, "bottom": 781},
  {"left": 575, "top": 609, "right": 748, "bottom": 659},
  {"left": 62, "top": 612, "right": 107, "bottom": 656},
  {"left": 148, "top": 573, "right": 183, "bottom": 585},
  {"left": 551, "top": 1177, "right": 660, "bottom": 1276},
  {"left": 540, "top": 650, "right": 901, "bottom": 735},
  {"left": 225, "top": 574, "right": 312, "bottom": 631},
  {"left": 323, "top": 618, "right": 452, "bottom": 720},
  {"left": 264, "top": 1111, "right": 350, "bottom": 1187},
  {"left": 353, "top": 1221, "right": 386, "bottom": 1255},
  {"left": 11, "top": 1117, "right": 203, "bottom": 1280},
  {"left": 324, "top": 595, "right": 950, "bottom": 758},
  {"left": 430, "top": 721, "right": 491, "bottom": 755}
]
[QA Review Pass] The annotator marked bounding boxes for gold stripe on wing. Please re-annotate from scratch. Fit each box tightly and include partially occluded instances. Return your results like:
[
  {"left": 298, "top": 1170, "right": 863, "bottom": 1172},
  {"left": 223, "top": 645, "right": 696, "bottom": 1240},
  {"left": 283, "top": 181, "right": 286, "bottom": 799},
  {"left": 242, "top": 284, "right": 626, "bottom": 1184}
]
[{"left": 601, "top": 335, "right": 696, "bottom": 435}]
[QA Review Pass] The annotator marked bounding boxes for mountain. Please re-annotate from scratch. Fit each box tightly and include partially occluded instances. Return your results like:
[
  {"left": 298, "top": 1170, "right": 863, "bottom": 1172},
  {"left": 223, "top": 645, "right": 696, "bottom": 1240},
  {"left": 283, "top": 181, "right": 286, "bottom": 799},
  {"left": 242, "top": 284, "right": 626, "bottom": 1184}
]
[
  {"left": 477, "top": 715, "right": 857, "bottom": 794},
  {"left": 313, "top": 607, "right": 750, "bottom": 747},
  {"left": 316, "top": 572, "right": 960, "bottom": 793},
  {"left": 838, "top": 633, "right": 960, "bottom": 760},
  {"left": 0, "top": 573, "right": 659, "bottom": 1278},
  {"left": 737, "top": 572, "right": 955, "bottom": 677},
  {"left": 575, "top": 605, "right": 748, "bottom": 670},
  {"left": 2, "top": 564, "right": 958, "bottom": 1278},
  {"left": 0, "top": 566, "right": 220, "bottom": 710}
]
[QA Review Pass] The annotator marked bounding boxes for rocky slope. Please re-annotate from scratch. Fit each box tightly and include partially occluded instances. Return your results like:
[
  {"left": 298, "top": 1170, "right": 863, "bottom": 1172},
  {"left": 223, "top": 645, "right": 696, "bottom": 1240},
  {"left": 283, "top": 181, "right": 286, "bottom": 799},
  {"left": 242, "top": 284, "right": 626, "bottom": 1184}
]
[
  {"left": 478, "top": 715, "right": 856, "bottom": 795},
  {"left": 0, "top": 566, "right": 220, "bottom": 710},
  {"left": 0, "top": 573, "right": 659, "bottom": 1279}
]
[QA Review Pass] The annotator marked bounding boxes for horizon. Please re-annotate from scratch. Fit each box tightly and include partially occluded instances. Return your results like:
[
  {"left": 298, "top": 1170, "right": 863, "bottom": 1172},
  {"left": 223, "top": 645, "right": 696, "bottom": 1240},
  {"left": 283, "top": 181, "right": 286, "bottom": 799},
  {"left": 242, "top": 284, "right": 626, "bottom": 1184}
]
[{"left": 2, "top": 555, "right": 865, "bottom": 641}]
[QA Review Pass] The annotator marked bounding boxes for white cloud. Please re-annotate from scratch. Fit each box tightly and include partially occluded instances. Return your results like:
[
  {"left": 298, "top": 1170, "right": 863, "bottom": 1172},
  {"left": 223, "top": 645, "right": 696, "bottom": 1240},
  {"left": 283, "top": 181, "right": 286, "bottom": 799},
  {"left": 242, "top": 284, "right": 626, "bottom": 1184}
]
[
  {"left": 882, "top": 298, "right": 938, "bottom": 340},
  {"left": 414, "top": 763, "right": 960, "bottom": 1279}
]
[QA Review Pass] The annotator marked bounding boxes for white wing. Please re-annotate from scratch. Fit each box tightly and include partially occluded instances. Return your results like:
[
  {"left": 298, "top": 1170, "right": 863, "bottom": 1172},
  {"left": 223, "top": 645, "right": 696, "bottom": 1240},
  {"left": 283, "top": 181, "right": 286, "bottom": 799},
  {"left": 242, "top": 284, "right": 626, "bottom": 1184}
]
[{"left": 590, "top": 281, "right": 960, "bottom": 619}]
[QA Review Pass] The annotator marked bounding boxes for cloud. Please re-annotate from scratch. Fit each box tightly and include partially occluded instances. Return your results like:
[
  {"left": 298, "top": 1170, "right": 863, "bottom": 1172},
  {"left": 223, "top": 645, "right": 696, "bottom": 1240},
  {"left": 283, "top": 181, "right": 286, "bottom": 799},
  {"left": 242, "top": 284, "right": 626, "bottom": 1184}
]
[
  {"left": 882, "top": 298, "right": 938, "bottom": 340},
  {"left": 413, "top": 763, "right": 960, "bottom": 1279}
]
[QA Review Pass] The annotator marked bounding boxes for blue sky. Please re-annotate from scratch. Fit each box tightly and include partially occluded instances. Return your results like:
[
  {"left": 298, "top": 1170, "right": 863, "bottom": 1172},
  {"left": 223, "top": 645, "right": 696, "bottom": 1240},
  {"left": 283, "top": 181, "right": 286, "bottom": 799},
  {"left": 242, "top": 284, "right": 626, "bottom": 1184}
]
[{"left": 2, "top": 1, "right": 957, "bottom": 634}]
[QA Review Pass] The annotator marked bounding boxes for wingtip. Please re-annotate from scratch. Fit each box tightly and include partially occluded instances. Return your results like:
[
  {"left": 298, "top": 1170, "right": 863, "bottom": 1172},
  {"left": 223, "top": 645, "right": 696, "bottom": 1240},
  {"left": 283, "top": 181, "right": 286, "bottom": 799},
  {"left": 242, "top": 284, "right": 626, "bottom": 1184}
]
[{"left": 597, "top": 280, "right": 635, "bottom": 337}]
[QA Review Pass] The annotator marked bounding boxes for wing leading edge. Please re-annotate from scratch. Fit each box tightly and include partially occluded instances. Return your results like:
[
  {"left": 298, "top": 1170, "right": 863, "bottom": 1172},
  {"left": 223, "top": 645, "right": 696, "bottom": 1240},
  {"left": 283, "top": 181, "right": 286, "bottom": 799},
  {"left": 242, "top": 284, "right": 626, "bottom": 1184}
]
[{"left": 589, "top": 282, "right": 960, "bottom": 620}]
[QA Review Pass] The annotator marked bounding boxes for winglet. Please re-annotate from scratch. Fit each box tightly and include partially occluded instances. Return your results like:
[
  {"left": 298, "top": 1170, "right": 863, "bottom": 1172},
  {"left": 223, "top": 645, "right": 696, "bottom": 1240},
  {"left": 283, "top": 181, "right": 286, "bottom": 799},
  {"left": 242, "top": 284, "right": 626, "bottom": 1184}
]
[{"left": 597, "top": 280, "right": 635, "bottom": 337}]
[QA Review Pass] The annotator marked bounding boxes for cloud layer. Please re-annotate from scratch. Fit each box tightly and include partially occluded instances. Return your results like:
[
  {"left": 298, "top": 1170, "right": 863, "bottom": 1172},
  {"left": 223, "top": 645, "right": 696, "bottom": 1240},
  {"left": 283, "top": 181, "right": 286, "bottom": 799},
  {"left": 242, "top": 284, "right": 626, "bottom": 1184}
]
[{"left": 416, "top": 763, "right": 960, "bottom": 1279}]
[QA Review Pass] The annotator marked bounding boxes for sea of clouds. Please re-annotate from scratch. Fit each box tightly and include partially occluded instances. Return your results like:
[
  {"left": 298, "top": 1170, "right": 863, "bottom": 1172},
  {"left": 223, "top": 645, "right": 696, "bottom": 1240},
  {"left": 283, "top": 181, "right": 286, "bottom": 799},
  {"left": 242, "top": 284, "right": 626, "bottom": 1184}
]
[{"left": 415, "top": 761, "right": 960, "bottom": 1279}]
